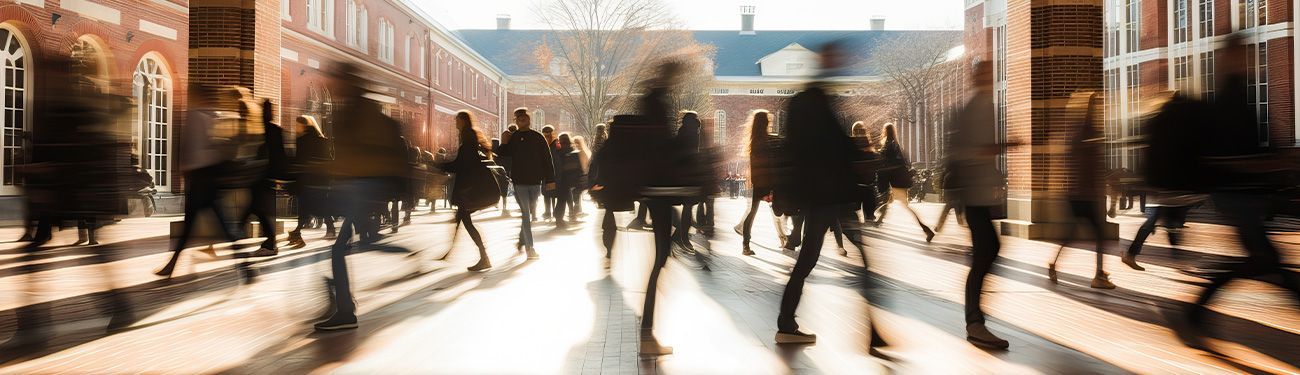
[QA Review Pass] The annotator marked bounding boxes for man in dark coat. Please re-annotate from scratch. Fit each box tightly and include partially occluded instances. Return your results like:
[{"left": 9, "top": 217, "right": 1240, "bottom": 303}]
[
  {"left": 773, "top": 42, "right": 885, "bottom": 350},
  {"left": 495, "top": 108, "right": 555, "bottom": 259}
]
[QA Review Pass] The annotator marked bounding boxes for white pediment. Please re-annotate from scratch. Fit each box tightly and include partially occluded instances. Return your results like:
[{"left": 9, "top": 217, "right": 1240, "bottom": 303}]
[{"left": 757, "top": 43, "right": 818, "bottom": 77}]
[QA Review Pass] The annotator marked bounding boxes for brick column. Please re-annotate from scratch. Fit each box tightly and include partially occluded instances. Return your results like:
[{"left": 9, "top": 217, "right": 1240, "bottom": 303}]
[
  {"left": 189, "top": 0, "right": 282, "bottom": 110},
  {"left": 1000, "top": 0, "right": 1115, "bottom": 239}
]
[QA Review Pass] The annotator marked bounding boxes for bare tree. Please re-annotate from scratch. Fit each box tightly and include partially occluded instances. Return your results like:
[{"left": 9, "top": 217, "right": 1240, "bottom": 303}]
[
  {"left": 533, "top": 0, "right": 712, "bottom": 137},
  {"left": 868, "top": 33, "right": 961, "bottom": 163}
]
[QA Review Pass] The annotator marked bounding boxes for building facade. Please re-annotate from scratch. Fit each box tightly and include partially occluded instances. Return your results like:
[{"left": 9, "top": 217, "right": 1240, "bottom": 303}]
[{"left": 0, "top": 0, "right": 189, "bottom": 220}]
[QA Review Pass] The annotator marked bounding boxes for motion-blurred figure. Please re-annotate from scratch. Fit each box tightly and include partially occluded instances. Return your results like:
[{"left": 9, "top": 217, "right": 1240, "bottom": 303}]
[
  {"left": 1181, "top": 35, "right": 1300, "bottom": 347},
  {"left": 772, "top": 42, "right": 885, "bottom": 350},
  {"left": 874, "top": 123, "right": 936, "bottom": 242},
  {"left": 949, "top": 60, "right": 1011, "bottom": 350},
  {"left": 496, "top": 108, "right": 554, "bottom": 259},
  {"left": 735, "top": 110, "right": 781, "bottom": 256},
  {"left": 155, "top": 85, "right": 250, "bottom": 277},
  {"left": 1127, "top": 91, "right": 1206, "bottom": 270},
  {"left": 286, "top": 115, "right": 334, "bottom": 249},
  {"left": 553, "top": 132, "right": 580, "bottom": 229},
  {"left": 1047, "top": 92, "right": 1115, "bottom": 289},
  {"left": 314, "top": 62, "right": 411, "bottom": 331},
  {"left": 242, "top": 98, "right": 287, "bottom": 257},
  {"left": 440, "top": 111, "right": 500, "bottom": 271}
]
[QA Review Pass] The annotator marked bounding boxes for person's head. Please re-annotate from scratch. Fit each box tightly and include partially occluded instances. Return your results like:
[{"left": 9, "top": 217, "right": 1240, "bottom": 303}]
[
  {"left": 652, "top": 60, "right": 685, "bottom": 87},
  {"left": 881, "top": 123, "right": 898, "bottom": 144},
  {"left": 558, "top": 132, "right": 572, "bottom": 149},
  {"left": 818, "top": 40, "right": 848, "bottom": 75},
  {"left": 542, "top": 125, "right": 555, "bottom": 140},
  {"left": 851, "top": 121, "right": 866, "bottom": 137},
  {"left": 749, "top": 110, "right": 771, "bottom": 139},
  {"left": 1220, "top": 32, "right": 1250, "bottom": 77},
  {"left": 329, "top": 61, "right": 364, "bottom": 99},
  {"left": 573, "top": 135, "right": 588, "bottom": 151},
  {"left": 594, "top": 123, "right": 608, "bottom": 136},
  {"left": 513, "top": 108, "right": 531, "bottom": 129},
  {"left": 296, "top": 115, "right": 323, "bottom": 137},
  {"left": 454, "top": 111, "right": 476, "bottom": 134},
  {"left": 680, "top": 111, "right": 700, "bottom": 130}
]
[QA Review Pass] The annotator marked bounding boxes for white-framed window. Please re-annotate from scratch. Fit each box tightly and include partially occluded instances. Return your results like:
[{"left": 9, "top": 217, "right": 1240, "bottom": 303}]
[
  {"left": 404, "top": 35, "right": 413, "bottom": 72},
  {"left": 377, "top": 18, "right": 394, "bottom": 63},
  {"left": 1124, "top": 0, "right": 1139, "bottom": 52},
  {"left": 1238, "top": 0, "right": 1267, "bottom": 30},
  {"left": 307, "top": 0, "right": 335, "bottom": 37},
  {"left": 714, "top": 110, "right": 726, "bottom": 145},
  {"left": 473, "top": 73, "right": 479, "bottom": 99},
  {"left": 134, "top": 56, "right": 172, "bottom": 190},
  {"left": 1172, "top": 55, "right": 1192, "bottom": 93},
  {"left": 1173, "top": 0, "right": 1189, "bottom": 43},
  {"left": 1249, "top": 41, "right": 1269, "bottom": 144},
  {"left": 357, "top": 6, "right": 368, "bottom": 52},
  {"left": 534, "top": 109, "right": 546, "bottom": 127},
  {"left": 0, "top": 26, "right": 27, "bottom": 190},
  {"left": 1200, "top": 51, "right": 1215, "bottom": 101},
  {"left": 419, "top": 41, "right": 427, "bottom": 79},
  {"left": 345, "top": 1, "right": 357, "bottom": 47},
  {"left": 1198, "top": 0, "right": 1214, "bottom": 37},
  {"left": 434, "top": 51, "right": 442, "bottom": 84},
  {"left": 281, "top": 0, "right": 291, "bottom": 21}
]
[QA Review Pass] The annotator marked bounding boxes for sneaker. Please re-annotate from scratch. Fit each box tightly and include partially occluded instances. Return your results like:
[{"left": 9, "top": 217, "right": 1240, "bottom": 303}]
[
  {"left": 248, "top": 247, "right": 278, "bottom": 257},
  {"left": 965, "top": 323, "right": 1009, "bottom": 349},
  {"left": 1121, "top": 254, "right": 1145, "bottom": 271},
  {"left": 526, "top": 248, "right": 540, "bottom": 260},
  {"left": 639, "top": 334, "right": 673, "bottom": 356},
  {"left": 1090, "top": 275, "right": 1117, "bottom": 289},
  {"left": 775, "top": 330, "right": 817, "bottom": 344},
  {"left": 923, "top": 225, "right": 936, "bottom": 243},
  {"left": 313, "top": 314, "right": 358, "bottom": 331}
]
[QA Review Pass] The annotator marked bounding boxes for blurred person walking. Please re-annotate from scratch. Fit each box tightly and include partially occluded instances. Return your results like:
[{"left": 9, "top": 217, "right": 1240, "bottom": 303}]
[
  {"left": 496, "top": 108, "right": 555, "bottom": 259},
  {"left": 1180, "top": 35, "right": 1300, "bottom": 347},
  {"left": 241, "top": 98, "right": 287, "bottom": 257},
  {"left": 874, "top": 123, "right": 936, "bottom": 242},
  {"left": 286, "top": 115, "right": 335, "bottom": 249},
  {"left": 1047, "top": 92, "right": 1116, "bottom": 289},
  {"left": 553, "top": 133, "right": 581, "bottom": 229},
  {"left": 155, "top": 85, "right": 248, "bottom": 277},
  {"left": 541, "top": 125, "right": 559, "bottom": 221},
  {"left": 314, "top": 63, "right": 411, "bottom": 331},
  {"left": 441, "top": 111, "right": 501, "bottom": 271},
  {"left": 949, "top": 61, "right": 1012, "bottom": 350},
  {"left": 572, "top": 135, "right": 593, "bottom": 219},
  {"left": 773, "top": 43, "right": 887, "bottom": 350}
]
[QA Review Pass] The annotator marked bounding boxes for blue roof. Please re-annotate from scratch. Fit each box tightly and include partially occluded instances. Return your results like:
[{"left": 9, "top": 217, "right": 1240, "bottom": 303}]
[{"left": 456, "top": 29, "right": 962, "bottom": 77}]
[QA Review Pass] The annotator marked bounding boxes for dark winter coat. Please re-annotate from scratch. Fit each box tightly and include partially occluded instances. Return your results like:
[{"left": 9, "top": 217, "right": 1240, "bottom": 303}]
[
  {"left": 444, "top": 138, "right": 499, "bottom": 211},
  {"left": 496, "top": 129, "right": 555, "bottom": 185},
  {"left": 777, "top": 84, "right": 863, "bottom": 208}
]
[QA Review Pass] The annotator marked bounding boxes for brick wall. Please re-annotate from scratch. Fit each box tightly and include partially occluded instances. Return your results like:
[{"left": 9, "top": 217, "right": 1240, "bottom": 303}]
[
  {"left": 1269, "top": 37, "right": 1295, "bottom": 146},
  {"left": 1140, "top": 0, "right": 1167, "bottom": 50}
]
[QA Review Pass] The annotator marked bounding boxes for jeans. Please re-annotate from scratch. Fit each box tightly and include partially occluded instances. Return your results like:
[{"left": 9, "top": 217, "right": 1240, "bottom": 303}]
[
  {"left": 641, "top": 199, "right": 674, "bottom": 329},
  {"left": 777, "top": 205, "right": 836, "bottom": 332},
  {"left": 1126, "top": 206, "right": 1190, "bottom": 256},
  {"left": 329, "top": 178, "right": 388, "bottom": 318},
  {"left": 514, "top": 184, "right": 542, "bottom": 248},
  {"left": 964, "top": 205, "right": 1000, "bottom": 325},
  {"left": 741, "top": 191, "right": 762, "bottom": 245}
]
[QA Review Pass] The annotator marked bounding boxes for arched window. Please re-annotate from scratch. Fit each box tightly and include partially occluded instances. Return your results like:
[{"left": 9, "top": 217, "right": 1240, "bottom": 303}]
[
  {"left": 714, "top": 110, "right": 727, "bottom": 145},
  {"left": 71, "top": 38, "right": 107, "bottom": 92},
  {"left": 560, "top": 110, "right": 573, "bottom": 129},
  {"left": 134, "top": 56, "right": 171, "bottom": 190},
  {"left": 357, "top": 6, "right": 368, "bottom": 52},
  {"left": 307, "top": 86, "right": 333, "bottom": 136},
  {"left": 776, "top": 110, "right": 787, "bottom": 135},
  {"left": 418, "top": 41, "right": 427, "bottom": 79},
  {"left": 345, "top": 0, "right": 358, "bottom": 48},
  {"left": 377, "top": 18, "right": 394, "bottom": 63},
  {"left": 0, "top": 26, "right": 27, "bottom": 190},
  {"left": 534, "top": 109, "right": 545, "bottom": 128}
]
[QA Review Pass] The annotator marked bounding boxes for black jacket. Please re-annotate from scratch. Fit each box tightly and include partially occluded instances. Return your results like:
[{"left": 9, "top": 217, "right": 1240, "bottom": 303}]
[
  {"left": 496, "top": 129, "right": 555, "bottom": 185},
  {"left": 779, "top": 84, "right": 863, "bottom": 208}
]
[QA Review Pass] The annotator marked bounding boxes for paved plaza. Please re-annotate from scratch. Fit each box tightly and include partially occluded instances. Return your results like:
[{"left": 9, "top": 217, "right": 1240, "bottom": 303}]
[{"left": 1, "top": 198, "right": 1298, "bottom": 374}]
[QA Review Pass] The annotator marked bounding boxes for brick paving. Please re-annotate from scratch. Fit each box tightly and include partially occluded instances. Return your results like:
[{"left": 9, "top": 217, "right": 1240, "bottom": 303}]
[{"left": 0, "top": 198, "right": 1297, "bottom": 374}]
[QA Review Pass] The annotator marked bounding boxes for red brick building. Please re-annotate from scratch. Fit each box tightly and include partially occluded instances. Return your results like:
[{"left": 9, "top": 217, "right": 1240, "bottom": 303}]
[{"left": 0, "top": 0, "right": 189, "bottom": 219}]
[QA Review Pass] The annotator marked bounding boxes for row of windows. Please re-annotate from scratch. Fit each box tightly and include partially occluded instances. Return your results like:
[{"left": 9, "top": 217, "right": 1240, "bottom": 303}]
[{"left": 0, "top": 26, "right": 174, "bottom": 192}]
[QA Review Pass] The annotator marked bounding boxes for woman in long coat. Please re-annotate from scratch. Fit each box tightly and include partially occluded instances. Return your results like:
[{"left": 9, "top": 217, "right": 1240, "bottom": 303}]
[
  {"left": 443, "top": 111, "right": 499, "bottom": 271},
  {"left": 875, "top": 123, "right": 936, "bottom": 242}
]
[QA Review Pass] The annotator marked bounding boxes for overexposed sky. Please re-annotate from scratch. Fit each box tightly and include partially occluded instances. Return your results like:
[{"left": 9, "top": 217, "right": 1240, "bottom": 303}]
[{"left": 412, "top": 0, "right": 963, "bottom": 31}]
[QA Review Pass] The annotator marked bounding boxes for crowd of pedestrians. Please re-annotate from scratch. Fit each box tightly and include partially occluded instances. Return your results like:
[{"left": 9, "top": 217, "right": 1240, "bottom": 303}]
[{"left": 6, "top": 33, "right": 1299, "bottom": 363}]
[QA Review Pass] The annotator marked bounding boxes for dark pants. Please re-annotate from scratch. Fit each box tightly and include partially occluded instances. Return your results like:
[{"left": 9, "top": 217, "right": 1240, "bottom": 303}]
[
  {"left": 677, "top": 203, "right": 695, "bottom": 239},
  {"left": 602, "top": 209, "right": 617, "bottom": 255},
  {"left": 633, "top": 201, "right": 650, "bottom": 223},
  {"left": 1054, "top": 200, "right": 1106, "bottom": 270},
  {"left": 1190, "top": 193, "right": 1300, "bottom": 322},
  {"left": 964, "top": 205, "right": 1000, "bottom": 325},
  {"left": 641, "top": 200, "right": 674, "bottom": 329},
  {"left": 327, "top": 178, "right": 388, "bottom": 319},
  {"left": 1126, "top": 205, "right": 1190, "bottom": 256},
  {"left": 777, "top": 205, "right": 836, "bottom": 332},
  {"left": 295, "top": 188, "right": 335, "bottom": 234},
  {"left": 785, "top": 215, "right": 805, "bottom": 248},
  {"left": 247, "top": 179, "right": 277, "bottom": 249},
  {"left": 741, "top": 191, "right": 763, "bottom": 245},
  {"left": 454, "top": 207, "right": 485, "bottom": 249},
  {"left": 554, "top": 187, "right": 572, "bottom": 223},
  {"left": 170, "top": 166, "right": 239, "bottom": 256},
  {"left": 570, "top": 188, "right": 584, "bottom": 215}
]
